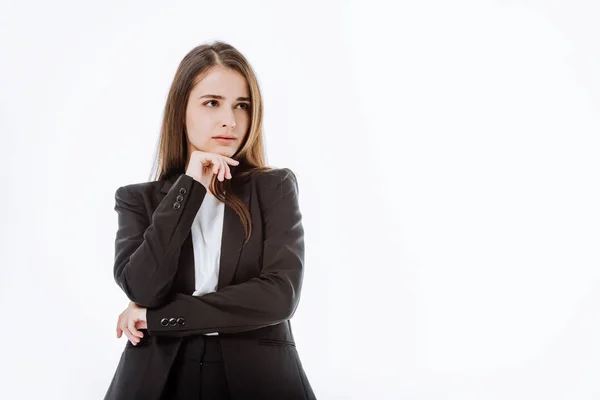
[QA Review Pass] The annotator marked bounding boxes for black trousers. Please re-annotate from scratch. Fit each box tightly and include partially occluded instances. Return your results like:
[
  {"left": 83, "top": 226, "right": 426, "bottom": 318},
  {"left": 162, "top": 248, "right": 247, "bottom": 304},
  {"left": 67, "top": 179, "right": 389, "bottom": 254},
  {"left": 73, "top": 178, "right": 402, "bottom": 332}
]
[{"left": 160, "top": 335, "right": 232, "bottom": 400}]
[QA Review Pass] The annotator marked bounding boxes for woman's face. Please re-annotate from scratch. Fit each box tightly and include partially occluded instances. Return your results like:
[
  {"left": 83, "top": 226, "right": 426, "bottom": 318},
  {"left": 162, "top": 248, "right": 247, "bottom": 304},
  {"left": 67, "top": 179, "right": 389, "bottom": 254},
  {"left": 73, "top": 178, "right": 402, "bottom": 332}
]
[{"left": 185, "top": 66, "right": 251, "bottom": 159}]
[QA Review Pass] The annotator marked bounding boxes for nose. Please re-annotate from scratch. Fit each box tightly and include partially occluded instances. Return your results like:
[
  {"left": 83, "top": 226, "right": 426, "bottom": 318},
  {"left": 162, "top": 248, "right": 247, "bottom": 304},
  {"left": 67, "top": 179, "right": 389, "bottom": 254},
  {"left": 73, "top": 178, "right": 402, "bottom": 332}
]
[
  {"left": 222, "top": 120, "right": 236, "bottom": 130},
  {"left": 222, "top": 109, "right": 236, "bottom": 129}
]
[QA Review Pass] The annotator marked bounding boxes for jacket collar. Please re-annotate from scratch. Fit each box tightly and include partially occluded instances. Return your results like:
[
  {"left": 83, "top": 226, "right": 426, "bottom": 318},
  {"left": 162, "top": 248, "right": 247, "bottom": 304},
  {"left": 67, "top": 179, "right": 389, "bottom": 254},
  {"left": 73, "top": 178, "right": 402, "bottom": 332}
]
[{"left": 156, "top": 171, "right": 251, "bottom": 290}]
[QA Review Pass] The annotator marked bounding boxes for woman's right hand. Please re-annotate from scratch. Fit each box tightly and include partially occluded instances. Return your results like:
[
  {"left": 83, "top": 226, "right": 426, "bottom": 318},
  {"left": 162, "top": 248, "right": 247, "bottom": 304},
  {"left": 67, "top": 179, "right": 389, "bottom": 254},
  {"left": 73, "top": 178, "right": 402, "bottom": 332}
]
[
  {"left": 185, "top": 150, "right": 240, "bottom": 189},
  {"left": 116, "top": 301, "right": 147, "bottom": 346}
]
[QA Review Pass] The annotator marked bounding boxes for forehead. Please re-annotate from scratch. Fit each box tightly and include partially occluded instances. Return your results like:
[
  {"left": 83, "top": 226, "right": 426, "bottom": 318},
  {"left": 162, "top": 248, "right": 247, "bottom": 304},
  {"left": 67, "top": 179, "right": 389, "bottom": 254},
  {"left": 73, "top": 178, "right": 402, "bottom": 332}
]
[{"left": 192, "top": 67, "right": 249, "bottom": 96}]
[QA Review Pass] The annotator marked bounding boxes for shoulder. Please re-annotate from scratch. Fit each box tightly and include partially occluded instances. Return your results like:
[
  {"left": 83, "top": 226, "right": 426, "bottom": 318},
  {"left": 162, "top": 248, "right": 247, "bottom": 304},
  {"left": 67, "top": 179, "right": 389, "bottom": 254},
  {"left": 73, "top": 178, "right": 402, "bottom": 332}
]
[
  {"left": 114, "top": 180, "right": 163, "bottom": 202},
  {"left": 253, "top": 167, "right": 299, "bottom": 192},
  {"left": 250, "top": 167, "right": 300, "bottom": 210}
]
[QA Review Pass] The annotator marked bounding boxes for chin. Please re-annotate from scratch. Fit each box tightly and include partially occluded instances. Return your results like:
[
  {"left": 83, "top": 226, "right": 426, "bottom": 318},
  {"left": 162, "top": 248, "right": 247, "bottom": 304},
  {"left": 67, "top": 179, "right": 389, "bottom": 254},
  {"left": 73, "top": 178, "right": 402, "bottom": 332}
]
[{"left": 212, "top": 148, "right": 232, "bottom": 158}]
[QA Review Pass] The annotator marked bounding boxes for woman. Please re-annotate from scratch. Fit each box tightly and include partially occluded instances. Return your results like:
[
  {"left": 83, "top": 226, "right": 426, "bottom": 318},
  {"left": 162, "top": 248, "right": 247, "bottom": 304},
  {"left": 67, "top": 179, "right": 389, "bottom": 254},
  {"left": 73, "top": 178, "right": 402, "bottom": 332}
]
[{"left": 104, "top": 41, "right": 316, "bottom": 400}]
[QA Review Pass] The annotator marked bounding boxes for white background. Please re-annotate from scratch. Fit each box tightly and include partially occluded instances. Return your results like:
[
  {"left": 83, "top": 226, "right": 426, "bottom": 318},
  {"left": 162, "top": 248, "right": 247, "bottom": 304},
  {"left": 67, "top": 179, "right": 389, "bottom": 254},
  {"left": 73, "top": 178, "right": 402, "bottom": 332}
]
[{"left": 1, "top": 0, "right": 599, "bottom": 399}]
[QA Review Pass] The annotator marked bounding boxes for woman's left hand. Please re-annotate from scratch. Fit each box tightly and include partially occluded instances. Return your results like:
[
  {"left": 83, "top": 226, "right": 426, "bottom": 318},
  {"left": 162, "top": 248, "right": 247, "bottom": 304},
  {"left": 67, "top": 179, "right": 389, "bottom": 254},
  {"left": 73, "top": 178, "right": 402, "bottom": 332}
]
[{"left": 116, "top": 301, "right": 148, "bottom": 345}]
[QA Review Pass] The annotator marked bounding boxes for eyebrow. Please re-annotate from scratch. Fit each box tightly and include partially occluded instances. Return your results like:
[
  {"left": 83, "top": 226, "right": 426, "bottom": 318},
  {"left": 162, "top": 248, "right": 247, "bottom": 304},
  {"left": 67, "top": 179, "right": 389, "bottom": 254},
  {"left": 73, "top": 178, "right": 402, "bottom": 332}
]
[{"left": 199, "top": 94, "right": 251, "bottom": 101}]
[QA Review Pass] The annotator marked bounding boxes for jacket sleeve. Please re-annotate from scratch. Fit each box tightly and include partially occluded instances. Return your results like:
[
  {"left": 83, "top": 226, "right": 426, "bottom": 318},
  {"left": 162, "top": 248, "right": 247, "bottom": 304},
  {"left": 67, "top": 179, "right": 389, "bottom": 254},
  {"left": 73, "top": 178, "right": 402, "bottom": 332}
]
[
  {"left": 145, "top": 168, "right": 305, "bottom": 336},
  {"left": 113, "top": 173, "right": 207, "bottom": 308}
]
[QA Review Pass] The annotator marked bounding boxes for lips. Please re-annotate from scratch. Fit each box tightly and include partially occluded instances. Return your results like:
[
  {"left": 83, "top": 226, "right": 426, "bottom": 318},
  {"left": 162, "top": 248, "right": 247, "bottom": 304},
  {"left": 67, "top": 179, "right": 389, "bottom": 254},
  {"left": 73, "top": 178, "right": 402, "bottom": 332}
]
[{"left": 213, "top": 137, "right": 236, "bottom": 144}]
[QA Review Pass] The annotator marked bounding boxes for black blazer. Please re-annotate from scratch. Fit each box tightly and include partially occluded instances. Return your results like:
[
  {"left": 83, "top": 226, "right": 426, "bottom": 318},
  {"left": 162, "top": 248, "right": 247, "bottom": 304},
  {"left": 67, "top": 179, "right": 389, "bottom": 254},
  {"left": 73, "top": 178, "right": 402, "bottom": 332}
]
[{"left": 104, "top": 167, "right": 316, "bottom": 400}]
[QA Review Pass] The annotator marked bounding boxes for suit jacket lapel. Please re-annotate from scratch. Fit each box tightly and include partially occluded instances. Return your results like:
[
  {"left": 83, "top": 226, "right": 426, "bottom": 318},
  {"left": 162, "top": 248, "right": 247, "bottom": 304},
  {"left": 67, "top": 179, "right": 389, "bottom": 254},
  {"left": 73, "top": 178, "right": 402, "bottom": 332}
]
[
  {"left": 157, "top": 173, "right": 250, "bottom": 293},
  {"left": 217, "top": 179, "right": 251, "bottom": 290}
]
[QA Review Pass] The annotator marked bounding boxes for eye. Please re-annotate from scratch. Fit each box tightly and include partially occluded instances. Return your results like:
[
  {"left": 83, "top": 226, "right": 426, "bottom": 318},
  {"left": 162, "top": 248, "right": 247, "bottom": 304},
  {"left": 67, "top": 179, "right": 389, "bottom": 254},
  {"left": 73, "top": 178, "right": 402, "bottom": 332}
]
[{"left": 204, "top": 101, "right": 250, "bottom": 110}]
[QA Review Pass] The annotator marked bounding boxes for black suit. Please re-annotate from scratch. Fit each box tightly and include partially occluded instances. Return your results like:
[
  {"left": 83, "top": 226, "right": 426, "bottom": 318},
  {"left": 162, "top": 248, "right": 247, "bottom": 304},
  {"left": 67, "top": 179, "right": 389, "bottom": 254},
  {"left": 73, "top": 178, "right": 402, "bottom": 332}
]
[{"left": 104, "top": 168, "right": 316, "bottom": 400}]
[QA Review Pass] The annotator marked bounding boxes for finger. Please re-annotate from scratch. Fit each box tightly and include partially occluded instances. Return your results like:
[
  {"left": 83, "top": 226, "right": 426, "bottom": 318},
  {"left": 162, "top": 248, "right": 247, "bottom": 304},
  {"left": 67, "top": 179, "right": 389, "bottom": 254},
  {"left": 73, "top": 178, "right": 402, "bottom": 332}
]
[
  {"left": 123, "top": 320, "right": 140, "bottom": 343},
  {"left": 222, "top": 160, "right": 230, "bottom": 180},
  {"left": 224, "top": 157, "right": 240, "bottom": 165},
  {"left": 210, "top": 155, "right": 221, "bottom": 174},
  {"left": 119, "top": 320, "right": 134, "bottom": 343},
  {"left": 128, "top": 317, "right": 143, "bottom": 338},
  {"left": 218, "top": 159, "right": 226, "bottom": 181},
  {"left": 117, "top": 314, "right": 124, "bottom": 338},
  {"left": 124, "top": 327, "right": 139, "bottom": 345},
  {"left": 135, "top": 316, "right": 146, "bottom": 332},
  {"left": 216, "top": 159, "right": 225, "bottom": 181}
]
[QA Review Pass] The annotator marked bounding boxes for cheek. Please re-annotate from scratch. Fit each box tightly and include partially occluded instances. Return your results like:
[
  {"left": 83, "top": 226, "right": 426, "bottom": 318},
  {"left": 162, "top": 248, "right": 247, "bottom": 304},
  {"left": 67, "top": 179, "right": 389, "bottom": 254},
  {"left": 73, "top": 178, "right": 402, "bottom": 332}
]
[
  {"left": 237, "top": 114, "right": 251, "bottom": 131},
  {"left": 186, "top": 111, "right": 212, "bottom": 136}
]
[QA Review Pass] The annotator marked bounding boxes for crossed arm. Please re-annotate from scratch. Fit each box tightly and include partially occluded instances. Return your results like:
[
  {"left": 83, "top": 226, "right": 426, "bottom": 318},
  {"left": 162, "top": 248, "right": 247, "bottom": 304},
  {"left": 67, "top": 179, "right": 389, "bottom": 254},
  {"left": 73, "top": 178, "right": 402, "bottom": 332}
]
[{"left": 112, "top": 168, "right": 305, "bottom": 337}]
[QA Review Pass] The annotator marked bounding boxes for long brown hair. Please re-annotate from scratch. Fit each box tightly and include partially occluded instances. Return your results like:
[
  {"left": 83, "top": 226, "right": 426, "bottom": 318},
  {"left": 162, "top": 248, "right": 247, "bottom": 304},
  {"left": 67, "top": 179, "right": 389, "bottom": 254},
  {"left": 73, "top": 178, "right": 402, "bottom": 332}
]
[{"left": 148, "top": 41, "right": 273, "bottom": 245}]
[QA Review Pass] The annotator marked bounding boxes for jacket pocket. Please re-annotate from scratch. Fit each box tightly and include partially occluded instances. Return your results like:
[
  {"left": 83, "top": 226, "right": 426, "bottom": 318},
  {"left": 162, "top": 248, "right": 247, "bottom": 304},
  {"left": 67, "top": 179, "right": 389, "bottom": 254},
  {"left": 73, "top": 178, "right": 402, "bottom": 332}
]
[
  {"left": 258, "top": 338, "right": 296, "bottom": 348},
  {"left": 124, "top": 336, "right": 153, "bottom": 349}
]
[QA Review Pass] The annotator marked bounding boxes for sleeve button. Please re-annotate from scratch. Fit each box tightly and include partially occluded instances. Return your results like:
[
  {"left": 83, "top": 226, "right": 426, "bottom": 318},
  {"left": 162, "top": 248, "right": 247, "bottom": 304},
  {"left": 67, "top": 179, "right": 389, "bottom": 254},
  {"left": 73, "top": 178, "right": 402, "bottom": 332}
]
[
  {"left": 168, "top": 317, "right": 177, "bottom": 327},
  {"left": 176, "top": 317, "right": 186, "bottom": 326},
  {"left": 176, "top": 195, "right": 184, "bottom": 202},
  {"left": 160, "top": 318, "right": 169, "bottom": 327},
  {"left": 173, "top": 202, "right": 181, "bottom": 209},
  {"left": 179, "top": 188, "right": 187, "bottom": 195}
]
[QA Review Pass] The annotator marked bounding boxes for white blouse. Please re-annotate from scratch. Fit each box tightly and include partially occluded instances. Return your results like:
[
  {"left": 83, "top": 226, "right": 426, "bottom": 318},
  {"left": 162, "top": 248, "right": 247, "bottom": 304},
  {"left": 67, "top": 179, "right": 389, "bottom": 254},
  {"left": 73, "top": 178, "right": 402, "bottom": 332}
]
[{"left": 190, "top": 190, "right": 225, "bottom": 336}]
